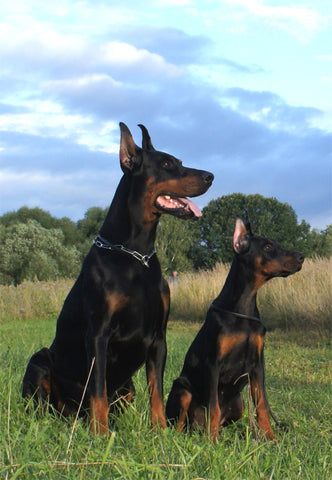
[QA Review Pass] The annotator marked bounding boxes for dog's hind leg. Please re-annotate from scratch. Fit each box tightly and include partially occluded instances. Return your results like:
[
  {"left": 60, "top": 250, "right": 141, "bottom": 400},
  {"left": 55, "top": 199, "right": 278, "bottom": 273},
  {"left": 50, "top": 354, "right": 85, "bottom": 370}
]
[
  {"left": 176, "top": 390, "right": 192, "bottom": 432},
  {"left": 22, "top": 347, "right": 54, "bottom": 406},
  {"left": 166, "top": 378, "right": 192, "bottom": 431}
]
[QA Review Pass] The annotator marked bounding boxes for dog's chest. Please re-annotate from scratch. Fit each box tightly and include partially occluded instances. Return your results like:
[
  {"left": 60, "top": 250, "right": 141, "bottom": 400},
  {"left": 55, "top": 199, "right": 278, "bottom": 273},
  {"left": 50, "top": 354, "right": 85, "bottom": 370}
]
[{"left": 218, "top": 332, "right": 264, "bottom": 387}]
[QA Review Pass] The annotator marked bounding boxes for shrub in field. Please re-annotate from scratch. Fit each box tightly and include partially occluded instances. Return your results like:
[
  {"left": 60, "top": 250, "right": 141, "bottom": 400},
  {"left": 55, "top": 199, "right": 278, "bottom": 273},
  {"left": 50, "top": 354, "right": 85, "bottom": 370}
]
[{"left": 0, "top": 220, "right": 81, "bottom": 285}]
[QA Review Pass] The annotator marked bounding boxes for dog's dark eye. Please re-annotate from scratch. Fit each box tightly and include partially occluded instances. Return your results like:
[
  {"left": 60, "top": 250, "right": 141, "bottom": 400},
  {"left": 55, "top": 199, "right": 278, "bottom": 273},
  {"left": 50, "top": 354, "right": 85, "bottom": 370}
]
[
  {"left": 263, "top": 244, "right": 274, "bottom": 253},
  {"left": 162, "top": 160, "right": 172, "bottom": 169}
]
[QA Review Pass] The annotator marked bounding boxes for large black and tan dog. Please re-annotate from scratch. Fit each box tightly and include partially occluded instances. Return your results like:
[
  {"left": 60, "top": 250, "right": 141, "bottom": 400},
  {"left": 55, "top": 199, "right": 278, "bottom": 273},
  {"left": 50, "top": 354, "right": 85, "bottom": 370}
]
[
  {"left": 22, "top": 123, "right": 213, "bottom": 434},
  {"left": 166, "top": 217, "right": 304, "bottom": 440}
]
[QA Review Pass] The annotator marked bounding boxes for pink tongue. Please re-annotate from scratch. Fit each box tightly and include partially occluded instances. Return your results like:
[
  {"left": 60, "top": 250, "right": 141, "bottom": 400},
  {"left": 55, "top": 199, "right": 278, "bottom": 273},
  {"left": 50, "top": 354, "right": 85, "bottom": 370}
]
[{"left": 179, "top": 197, "right": 202, "bottom": 217}]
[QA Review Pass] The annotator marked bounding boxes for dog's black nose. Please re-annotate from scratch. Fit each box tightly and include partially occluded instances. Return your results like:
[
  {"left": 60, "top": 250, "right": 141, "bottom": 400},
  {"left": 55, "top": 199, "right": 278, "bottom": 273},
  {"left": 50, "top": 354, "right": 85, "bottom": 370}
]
[{"left": 203, "top": 171, "right": 214, "bottom": 184}]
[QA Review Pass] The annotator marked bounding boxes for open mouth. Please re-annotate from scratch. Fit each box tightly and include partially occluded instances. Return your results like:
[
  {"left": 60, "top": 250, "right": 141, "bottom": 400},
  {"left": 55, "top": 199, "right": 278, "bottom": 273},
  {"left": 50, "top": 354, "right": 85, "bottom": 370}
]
[{"left": 155, "top": 194, "right": 202, "bottom": 218}]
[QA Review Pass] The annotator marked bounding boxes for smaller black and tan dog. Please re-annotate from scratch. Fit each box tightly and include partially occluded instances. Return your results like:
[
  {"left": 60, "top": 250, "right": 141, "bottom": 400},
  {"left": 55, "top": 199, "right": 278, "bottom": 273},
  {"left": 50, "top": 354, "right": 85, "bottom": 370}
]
[{"left": 166, "top": 216, "right": 304, "bottom": 440}]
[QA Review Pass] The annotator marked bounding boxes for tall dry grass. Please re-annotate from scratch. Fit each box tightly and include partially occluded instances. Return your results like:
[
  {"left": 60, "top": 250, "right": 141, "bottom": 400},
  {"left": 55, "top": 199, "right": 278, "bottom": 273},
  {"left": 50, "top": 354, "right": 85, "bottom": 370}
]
[
  {"left": 170, "top": 257, "right": 332, "bottom": 335},
  {"left": 0, "top": 279, "right": 73, "bottom": 322},
  {"left": 0, "top": 258, "right": 331, "bottom": 335}
]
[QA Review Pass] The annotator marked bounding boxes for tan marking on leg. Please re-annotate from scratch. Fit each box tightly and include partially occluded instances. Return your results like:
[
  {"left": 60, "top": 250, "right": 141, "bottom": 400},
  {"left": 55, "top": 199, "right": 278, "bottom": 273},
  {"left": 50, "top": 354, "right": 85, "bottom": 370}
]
[
  {"left": 121, "top": 389, "right": 135, "bottom": 406},
  {"left": 210, "top": 394, "right": 221, "bottom": 442},
  {"left": 177, "top": 391, "right": 192, "bottom": 432},
  {"left": 41, "top": 376, "right": 51, "bottom": 396},
  {"left": 147, "top": 367, "right": 166, "bottom": 429},
  {"left": 90, "top": 383, "right": 109, "bottom": 435},
  {"left": 250, "top": 380, "right": 276, "bottom": 440}
]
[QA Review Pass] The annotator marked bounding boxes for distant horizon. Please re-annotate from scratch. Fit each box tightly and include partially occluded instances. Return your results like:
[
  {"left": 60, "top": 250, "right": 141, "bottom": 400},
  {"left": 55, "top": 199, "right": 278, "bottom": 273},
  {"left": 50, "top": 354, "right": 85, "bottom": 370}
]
[{"left": 2, "top": 193, "right": 330, "bottom": 232}]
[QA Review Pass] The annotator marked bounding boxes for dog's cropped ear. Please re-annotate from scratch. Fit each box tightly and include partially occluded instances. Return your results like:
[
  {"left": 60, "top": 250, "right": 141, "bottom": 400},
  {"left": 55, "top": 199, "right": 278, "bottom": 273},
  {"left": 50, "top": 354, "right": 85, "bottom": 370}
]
[
  {"left": 119, "top": 122, "right": 142, "bottom": 173},
  {"left": 233, "top": 217, "right": 250, "bottom": 254},
  {"left": 138, "top": 124, "right": 155, "bottom": 151},
  {"left": 244, "top": 210, "right": 253, "bottom": 236}
]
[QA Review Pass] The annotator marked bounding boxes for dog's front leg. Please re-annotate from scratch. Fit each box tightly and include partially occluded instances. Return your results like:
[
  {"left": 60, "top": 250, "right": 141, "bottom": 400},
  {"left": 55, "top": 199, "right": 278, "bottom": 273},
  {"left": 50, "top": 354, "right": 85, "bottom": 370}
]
[
  {"left": 206, "top": 370, "right": 221, "bottom": 442},
  {"left": 87, "top": 334, "right": 109, "bottom": 435},
  {"left": 146, "top": 334, "right": 167, "bottom": 429},
  {"left": 250, "top": 352, "right": 277, "bottom": 440}
]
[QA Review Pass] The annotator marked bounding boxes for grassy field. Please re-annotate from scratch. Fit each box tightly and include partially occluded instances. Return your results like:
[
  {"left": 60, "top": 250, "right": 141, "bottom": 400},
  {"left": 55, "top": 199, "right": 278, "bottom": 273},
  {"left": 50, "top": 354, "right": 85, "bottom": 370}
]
[
  {"left": 169, "top": 258, "right": 331, "bottom": 338},
  {"left": 0, "top": 258, "right": 331, "bottom": 479}
]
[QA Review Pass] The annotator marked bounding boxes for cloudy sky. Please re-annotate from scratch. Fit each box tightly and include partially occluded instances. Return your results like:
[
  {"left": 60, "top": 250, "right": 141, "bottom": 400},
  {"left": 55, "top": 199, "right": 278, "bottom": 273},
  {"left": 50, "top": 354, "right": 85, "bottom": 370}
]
[{"left": 0, "top": 0, "right": 331, "bottom": 230}]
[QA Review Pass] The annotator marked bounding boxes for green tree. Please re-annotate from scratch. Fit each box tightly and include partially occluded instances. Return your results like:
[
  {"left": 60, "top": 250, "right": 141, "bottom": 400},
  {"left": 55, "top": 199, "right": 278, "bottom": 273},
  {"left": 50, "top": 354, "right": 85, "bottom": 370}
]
[
  {"left": 193, "top": 193, "right": 311, "bottom": 268},
  {"left": 320, "top": 224, "right": 332, "bottom": 257},
  {"left": 306, "top": 224, "right": 332, "bottom": 258},
  {"left": 0, "top": 206, "right": 78, "bottom": 246},
  {"left": 0, "top": 206, "right": 55, "bottom": 229},
  {"left": 155, "top": 216, "right": 198, "bottom": 276},
  {"left": 77, "top": 207, "right": 108, "bottom": 239},
  {"left": 0, "top": 220, "right": 81, "bottom": 285},
  {"left": 76, "top": 206, "right": 108, "bottom": 256}
]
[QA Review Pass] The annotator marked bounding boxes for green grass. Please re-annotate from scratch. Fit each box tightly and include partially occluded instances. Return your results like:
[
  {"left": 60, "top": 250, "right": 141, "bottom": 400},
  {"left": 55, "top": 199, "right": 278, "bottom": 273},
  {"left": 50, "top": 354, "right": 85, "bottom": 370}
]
[{"left": 1, "top": 317, "right": 331, "bottom": 480}]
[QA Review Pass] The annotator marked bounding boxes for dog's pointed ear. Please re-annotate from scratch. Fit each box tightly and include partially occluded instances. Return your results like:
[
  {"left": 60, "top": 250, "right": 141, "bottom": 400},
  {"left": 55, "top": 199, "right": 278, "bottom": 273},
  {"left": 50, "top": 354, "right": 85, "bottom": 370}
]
[
  {"left": 244, "top": 210, "right": 253, "bottom": 236},
  {"left": 119, "top": 122, "right": 142, "bottom": 173},
  {"left": 233, "top": 217, "right": 250, "bottom": 254},
  {"left": 138, "top": 124, "right": 155, "bottom": 151}
]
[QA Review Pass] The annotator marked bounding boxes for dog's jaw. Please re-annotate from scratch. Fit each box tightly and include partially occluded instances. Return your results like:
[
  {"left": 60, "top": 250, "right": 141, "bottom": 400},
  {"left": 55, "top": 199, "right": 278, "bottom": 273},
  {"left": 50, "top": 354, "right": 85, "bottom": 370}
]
[{"left": 155, "top": 194, "right": 202, "bottom": 218}]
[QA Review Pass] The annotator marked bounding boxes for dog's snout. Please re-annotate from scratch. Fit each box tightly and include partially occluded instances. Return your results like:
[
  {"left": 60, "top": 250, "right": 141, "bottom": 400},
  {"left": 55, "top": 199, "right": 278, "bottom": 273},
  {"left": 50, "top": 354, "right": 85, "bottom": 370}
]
[
  {"left": 202, "top": 171, "right": 214, "bottom": 185},
  {"left": 296, "top": 252, "right": 305, "bottom": 264}
]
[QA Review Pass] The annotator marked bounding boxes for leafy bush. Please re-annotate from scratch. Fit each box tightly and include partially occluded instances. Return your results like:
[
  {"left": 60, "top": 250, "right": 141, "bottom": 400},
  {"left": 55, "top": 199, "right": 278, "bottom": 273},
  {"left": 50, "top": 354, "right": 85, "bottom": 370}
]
[{"left": 0, "top": 220, "right": 81, "bottom": 285}]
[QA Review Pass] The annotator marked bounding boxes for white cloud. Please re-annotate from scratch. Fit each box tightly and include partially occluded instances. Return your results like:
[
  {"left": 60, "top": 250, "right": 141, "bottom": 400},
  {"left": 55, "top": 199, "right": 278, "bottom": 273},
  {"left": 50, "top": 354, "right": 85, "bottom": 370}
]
[
  {"left": 48, "top": 74, "right": 122, "bottom": 90},
  {"left": 0, "top": 0, "right": 331, "bottom": 229},
  {"left": 0, "top": 18, "right": 182, "bottom": 80},
  {"left": 226, "top": 0, "right": 325, "bottom": 39},
  {"left": 100, "top": 42, "right": 182, "bottom": 77}
]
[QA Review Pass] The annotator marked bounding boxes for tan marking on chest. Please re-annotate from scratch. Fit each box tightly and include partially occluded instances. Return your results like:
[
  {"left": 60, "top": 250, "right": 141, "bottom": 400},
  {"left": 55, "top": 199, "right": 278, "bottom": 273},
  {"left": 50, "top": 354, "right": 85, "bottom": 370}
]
[
  {"left": 218, "top": 333, "right": 247, "bottom": 358},
  {"left": 249, "top": 333, "right": 265, "bottom": 356},
  {"left": 107, "top": 293, "right": 129, "bottom": 314}
]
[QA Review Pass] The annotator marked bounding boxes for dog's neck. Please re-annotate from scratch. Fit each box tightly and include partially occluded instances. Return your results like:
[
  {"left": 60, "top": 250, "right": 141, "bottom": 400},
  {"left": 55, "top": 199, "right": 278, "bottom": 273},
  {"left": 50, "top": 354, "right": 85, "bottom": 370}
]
[
  {"left": 99, "top": 175, "right": 158, "bottom": 254},
  {"left": 213, "top": 256, "right": 259, "bottom": 318}
]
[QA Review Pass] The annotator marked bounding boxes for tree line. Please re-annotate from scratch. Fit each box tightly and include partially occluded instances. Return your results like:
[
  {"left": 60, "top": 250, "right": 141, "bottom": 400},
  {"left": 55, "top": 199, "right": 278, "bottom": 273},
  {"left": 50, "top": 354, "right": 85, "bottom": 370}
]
[{"left": 0, "top": 193, "right": 331, "bottom": 285}]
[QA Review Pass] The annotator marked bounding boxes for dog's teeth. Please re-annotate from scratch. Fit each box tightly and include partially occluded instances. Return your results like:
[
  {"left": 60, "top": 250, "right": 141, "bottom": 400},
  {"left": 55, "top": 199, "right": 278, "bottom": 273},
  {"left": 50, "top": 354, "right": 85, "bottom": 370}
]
[{"left": 164, "top": 195, "right": 171, "bottom": 200}]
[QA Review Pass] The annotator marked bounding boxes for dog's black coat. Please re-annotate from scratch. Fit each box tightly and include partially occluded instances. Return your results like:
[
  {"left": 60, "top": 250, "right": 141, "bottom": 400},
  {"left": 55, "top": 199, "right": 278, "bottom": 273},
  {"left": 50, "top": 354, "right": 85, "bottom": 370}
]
[
  {"left": 166, "top": 217, "right": 304, "bottom": 440},
  {"left": 22, "top": 123, "right": 213, "bottom": 434}
]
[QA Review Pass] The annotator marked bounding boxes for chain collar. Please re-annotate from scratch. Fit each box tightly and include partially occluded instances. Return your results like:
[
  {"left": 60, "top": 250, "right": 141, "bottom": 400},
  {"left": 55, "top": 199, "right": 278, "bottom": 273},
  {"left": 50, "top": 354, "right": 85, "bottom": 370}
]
[
  {"left": 93, "top": 235, "right": 156, "bottom": 268},
  {"left": 209, "top": 302, "right": 264, "bottom": 325}
]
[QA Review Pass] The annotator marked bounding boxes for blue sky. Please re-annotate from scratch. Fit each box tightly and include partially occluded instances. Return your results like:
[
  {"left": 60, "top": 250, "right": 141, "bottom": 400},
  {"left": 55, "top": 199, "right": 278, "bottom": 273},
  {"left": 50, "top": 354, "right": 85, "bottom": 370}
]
[{"left": 0, "top": 0, "right": 331, "bottom": 229}]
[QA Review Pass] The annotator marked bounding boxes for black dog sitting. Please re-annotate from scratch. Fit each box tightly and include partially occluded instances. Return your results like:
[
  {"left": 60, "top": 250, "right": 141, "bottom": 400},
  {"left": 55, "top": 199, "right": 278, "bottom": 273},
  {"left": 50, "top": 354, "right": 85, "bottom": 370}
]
[
  {"left": 22, "top": 123, "right": 213, "bottom": 434},
  {"left": 166, "top": 216, "right": 304, "bottom": 440}
]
